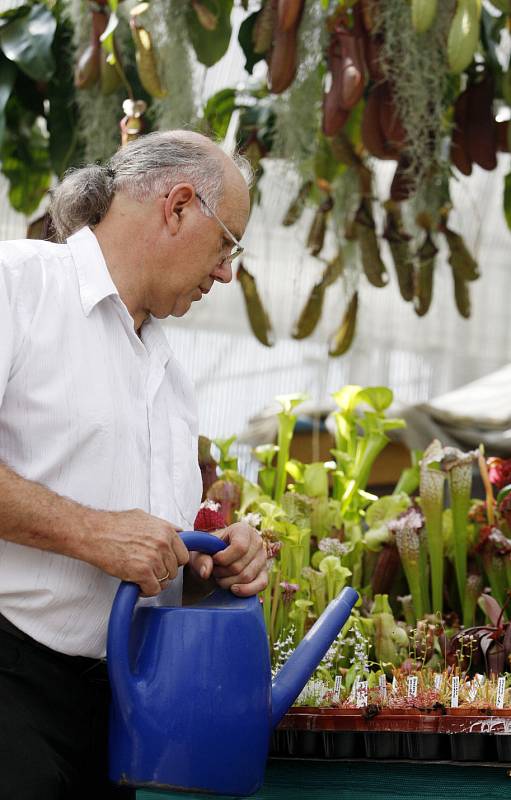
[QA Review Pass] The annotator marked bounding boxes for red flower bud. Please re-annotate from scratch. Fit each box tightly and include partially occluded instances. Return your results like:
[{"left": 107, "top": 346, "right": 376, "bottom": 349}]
[{"left": 487, "top": 457, "right": 511, "bottom": 491}]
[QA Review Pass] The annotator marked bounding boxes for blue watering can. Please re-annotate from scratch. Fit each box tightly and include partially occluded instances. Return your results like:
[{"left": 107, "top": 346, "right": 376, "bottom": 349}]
[{"left": 107, "top": 531, "right": 358, "bottom": 796}]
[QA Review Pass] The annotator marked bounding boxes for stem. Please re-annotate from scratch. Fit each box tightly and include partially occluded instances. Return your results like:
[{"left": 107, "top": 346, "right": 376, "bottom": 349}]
[
  {"left": 258, "top": 466, "right": 276, "bottom": 496},
  {"left": 274, "top": 413, "right": 297, "bottom": 502},
  {"left": 482, "top": 552, "right": 507, "bottom": 609},
  {"left": 393, "top": 465, "right": 420, "bottom": 496},
  {"left": 478, "top": 452, "right": 495, "bottom": 525},
  {"left": 448, "top": 463, "right": 471, "bottom": 618},
  {"left": 418, "top": 533, "right": 431, "bottom": 614},
  {"left": 270, "top": 567, "right": 281, "bottom": 648},
  {"left": 262, "top": 573, "right": 273, "bottom": 632},
  {"left": 402, "top": 559, "right": 423, "bottom": 621},
  {"left": 355, "top": 433, "right": 389, "bottom": 492},
  {"left": 341, "top": 433, "right": 388, "bottom": 513},
  {"left": 289, "top": 545, "right": 305, "bottom": 582},
  {"left": 420, "top": 466, "right": 445, "bottom": 614}
]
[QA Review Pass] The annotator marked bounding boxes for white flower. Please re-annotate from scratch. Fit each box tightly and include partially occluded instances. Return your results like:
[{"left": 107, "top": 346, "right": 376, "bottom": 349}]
[
  {"left": 242, "top": 512, "right": 262, "bottom": 528},
  {"left": 201, "top": 499, "right": 220, "bottom": 511}
]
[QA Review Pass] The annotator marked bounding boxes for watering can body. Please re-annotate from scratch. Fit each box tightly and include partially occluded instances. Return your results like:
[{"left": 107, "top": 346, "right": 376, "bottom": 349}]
[{"left": 108, "top": 532, "right": 358, "bottom": 796}]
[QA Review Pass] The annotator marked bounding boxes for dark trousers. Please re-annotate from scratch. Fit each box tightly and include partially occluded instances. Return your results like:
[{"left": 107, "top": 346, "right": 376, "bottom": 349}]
[{"left": 0, "top": 619, "right": 135, "bottom": 800}]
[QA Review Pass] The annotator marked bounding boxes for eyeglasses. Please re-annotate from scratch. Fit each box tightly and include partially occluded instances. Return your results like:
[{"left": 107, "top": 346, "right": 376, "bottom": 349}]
[{"left": 196, "top": 193, "right": 244, "bottom": 263}]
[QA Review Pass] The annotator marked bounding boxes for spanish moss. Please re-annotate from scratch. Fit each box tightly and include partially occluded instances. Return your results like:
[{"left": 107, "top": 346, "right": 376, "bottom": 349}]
[{"left": 374, "top": 0, "right": 455, "bottom": 192}]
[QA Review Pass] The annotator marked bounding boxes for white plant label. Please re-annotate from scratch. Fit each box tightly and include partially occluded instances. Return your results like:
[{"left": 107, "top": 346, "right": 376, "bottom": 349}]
[
  {"left": 334, "top": 675, "right": 342, "bottom": 702},
  {"left": 451, "top": 675, "right": 460, "bottom": 709},
  {"left": 407, "top": 676, "right": 418, "bottom": 698},
  {"left": 379, "top": 674, "right": 387, "bottom": 701},
  {"left": 434, "top": 674, "right": 443, "bottom": 691},
  {"left": 392, "top": 676, "right": 398, "bottom": 694},
  {"left": 356, "top": 680, "right": 368, "bottom": 708},
  {"left": 496, "top": 676, "right": 506, "bottom": 710}
]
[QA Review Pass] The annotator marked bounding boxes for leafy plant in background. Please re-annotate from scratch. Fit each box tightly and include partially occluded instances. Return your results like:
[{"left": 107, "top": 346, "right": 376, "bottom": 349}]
[
  {"left": 198, "top": 382, "right": 511, "bottom": 696},
  {"left": 0, "top": 0, "right": 80, "bottom": 213}
]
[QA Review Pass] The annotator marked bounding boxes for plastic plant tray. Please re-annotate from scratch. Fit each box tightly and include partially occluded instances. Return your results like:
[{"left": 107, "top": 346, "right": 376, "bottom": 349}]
[{"left": 272, "top": 707, "right": 511, "bottom": 763}]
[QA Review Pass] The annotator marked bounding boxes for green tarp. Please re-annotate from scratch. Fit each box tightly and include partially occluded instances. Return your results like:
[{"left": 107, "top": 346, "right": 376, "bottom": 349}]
[{"left": 136, "top": 760, "right": 511, "bottom": 800}]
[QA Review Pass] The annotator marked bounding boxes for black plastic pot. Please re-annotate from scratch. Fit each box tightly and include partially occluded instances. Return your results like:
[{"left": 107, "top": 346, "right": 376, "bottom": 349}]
[
  {"left": 495, "top": 734, "right": 511, "bottom": 762},
  {"left": 449, "top": 733, "right": 492, "bottom": 762},
  {"left": 322, "top": 731, "right": 361, "bottom": 758},
  {"left": 296, "top": 731, "right": 320, "bottom": 757},
  {"left": 363, "top": 732, "right": 402, "bottom": 759},
  {"left": 405, "top": 733, "right": 447, "bottom": 760}
]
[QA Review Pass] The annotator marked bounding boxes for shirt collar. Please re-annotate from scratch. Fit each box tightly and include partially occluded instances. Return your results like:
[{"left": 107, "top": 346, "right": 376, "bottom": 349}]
[
  {"left": 67, "top": 227, "right": 119, "bottom": 317},
  {"left": 140, "top": 316, "right": 172, "bottom": 370}
]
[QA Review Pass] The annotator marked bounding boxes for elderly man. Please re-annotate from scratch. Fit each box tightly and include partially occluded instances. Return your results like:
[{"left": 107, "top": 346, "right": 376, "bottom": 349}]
[{"left": 0, "top": 130, "right": 267, "bottom": 800}]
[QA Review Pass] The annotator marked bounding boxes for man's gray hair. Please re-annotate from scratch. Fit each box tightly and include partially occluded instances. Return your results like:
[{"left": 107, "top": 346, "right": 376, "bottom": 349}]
[{"left": 49, "top": 130, "right": 252, "bottom": 242}]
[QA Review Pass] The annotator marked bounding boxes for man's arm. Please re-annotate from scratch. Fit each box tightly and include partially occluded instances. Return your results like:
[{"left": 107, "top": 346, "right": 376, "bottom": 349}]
[{"left": 0, "top": 460, "right": 189, "bottom": 596}]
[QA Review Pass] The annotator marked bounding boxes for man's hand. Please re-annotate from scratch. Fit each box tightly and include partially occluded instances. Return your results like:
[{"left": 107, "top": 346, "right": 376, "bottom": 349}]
[
  {"left": 188, "top": 521, "right": 268, "bottom": 596},
  {"left": 0, "top": 462, "right": 189, "bottom": 596},
  {"left": 81, "top": 508, "right": 189, "bottom": 597}
]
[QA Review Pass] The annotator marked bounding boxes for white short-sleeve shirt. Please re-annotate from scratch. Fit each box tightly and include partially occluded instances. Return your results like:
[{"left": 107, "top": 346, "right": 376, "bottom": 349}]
[{"left": 0, "top": 226, "right": 203, "bottom": 658}]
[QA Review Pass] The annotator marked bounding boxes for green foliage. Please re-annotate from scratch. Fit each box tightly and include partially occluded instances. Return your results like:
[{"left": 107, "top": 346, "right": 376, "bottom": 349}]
[
  {"left": 186, "top": 0, "right": 233, "bottom": 67},
  {"left": 0, "top": 54, "right": 16, "bottom": 147},
  {"left": 365, "top": 494, "right": 411, "bottom": 530},
  {"left": 203, "top": 87, "right": 236, "bottom": 139},
  {"left": 1, "top": 94, "right": 51, "bottom": 213},
  {"left": 0, "top": 5, "right": 56, "bottom": 81},
  {"left": 47, "top": 14, "right": 80, "bottom": 176},
  {"left": 237, "top": 11, "right": 264, "bottom": 74}
]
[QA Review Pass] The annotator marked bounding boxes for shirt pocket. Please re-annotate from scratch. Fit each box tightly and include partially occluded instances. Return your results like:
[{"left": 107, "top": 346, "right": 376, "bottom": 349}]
[{"left": 168, "top": 416, "right": 202, "bottom": 530}]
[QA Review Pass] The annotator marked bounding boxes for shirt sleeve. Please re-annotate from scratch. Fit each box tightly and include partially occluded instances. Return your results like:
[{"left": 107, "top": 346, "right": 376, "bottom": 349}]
[{"left": 0, "top": 266, "right": 14, "bottom": 406}]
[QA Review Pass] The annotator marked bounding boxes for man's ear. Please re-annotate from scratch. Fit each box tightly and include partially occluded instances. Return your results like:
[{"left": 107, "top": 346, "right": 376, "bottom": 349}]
[{"left": 164, "top": 183, "right": 195, "bottom": 234}]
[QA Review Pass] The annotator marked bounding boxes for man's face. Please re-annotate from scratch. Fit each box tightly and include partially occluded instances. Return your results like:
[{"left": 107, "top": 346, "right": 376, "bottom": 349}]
[{"left": 151, "top": 179, "right": 250, "bottom": 319}]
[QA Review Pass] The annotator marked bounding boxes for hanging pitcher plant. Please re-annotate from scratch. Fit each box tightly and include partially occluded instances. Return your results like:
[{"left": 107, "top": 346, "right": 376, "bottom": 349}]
[{"left": 3, "top": 1, "right": 511, "bottom": 351}]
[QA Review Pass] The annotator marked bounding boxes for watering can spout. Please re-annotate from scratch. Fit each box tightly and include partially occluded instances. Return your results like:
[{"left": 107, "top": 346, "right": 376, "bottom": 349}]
[{"left": 271, "top": 586, "right": 358, "bottom": 728}]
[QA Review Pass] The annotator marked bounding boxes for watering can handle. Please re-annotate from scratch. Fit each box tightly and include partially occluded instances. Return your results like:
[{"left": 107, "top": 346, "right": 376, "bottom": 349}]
[
  {"left": 110, "top": 530, "right": 227, "bottom": 617},
  {"left": 179, "top": 531, "right": 228, "bottom": 555},
  {"left": 107, "top": 531, "right": 228, "bottom": 699}
]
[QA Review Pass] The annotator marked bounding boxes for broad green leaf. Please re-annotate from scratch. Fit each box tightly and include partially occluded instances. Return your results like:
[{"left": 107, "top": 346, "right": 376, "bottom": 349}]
[
  {"left": 203, "top": 87, "right": 236, "bottom": 139},
  {"left": 252, "top": 443, "right": 278, "bottom": 466},
  {"left": 365, "top": 493, "right": 411, "bottom": 529},
  {"left": 357, "top": 386, "right": 393, "bottom": 413},
  {"left": 1, "top": 121, "right": 51, "bottom": 214},
  {"left": 332, "top": 385, "right": 362, "bottom": 413},
  {"left": 285, "top": 458, "right": 305, "bottom": 482},
  {"left": 0, "top": 5, "right": 56, "bottom": 81},
  {"left": 0, "top": 53, "right": 16, "bottom": 147},
  {"left": 381, "top": 418, "right": 406, "bottom": 431},
  {"left": 186, "top": 0, "right": 233, "bottom": 67},
  {"left": 303, "top": 462, "right": 329, "bottom": 498},
  {"left": 275, "top": 393, "right": 309, "bottom": 415},
  {"left": 237, "top": 11, "right": 264, "bottom": 74}
]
